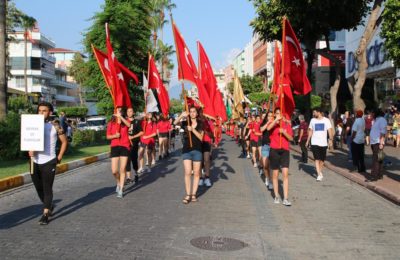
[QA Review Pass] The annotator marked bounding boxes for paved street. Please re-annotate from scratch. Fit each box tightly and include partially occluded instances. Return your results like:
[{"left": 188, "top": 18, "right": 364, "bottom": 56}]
[{"left": 1, "top": 137, "right": 399, "bottom": 259}]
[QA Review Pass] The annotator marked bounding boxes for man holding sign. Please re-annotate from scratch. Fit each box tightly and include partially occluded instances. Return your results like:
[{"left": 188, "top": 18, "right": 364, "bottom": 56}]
[{"left": 28, "top": 102, "right": 68, "bottom": 225}]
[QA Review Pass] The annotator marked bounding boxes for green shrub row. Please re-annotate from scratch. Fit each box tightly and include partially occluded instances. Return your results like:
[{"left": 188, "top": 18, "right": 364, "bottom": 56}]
[
  {"left": 71, "top": 129, "right": 107, "bottom": 147},
  {"left": 0, "top": 112, "right": 24, "bottom": 160}
]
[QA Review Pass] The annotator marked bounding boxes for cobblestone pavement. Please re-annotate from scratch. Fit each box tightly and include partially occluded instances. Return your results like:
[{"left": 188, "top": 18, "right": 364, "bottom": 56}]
[{"left": 1, "top": 137, "right": 399, "bottom": 259}]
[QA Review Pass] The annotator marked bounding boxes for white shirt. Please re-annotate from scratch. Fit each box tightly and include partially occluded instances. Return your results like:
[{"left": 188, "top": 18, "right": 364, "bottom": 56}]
[
  {"left": 309, "top": 117, "right": 332, "bottom": 147},
  {"left": 351, "top": 117, "right": 365, "bottom": 144},
  {"left": 34, "top": 122, "right": 57, "bottom": 164},
  {"left": 370, "top": 117, "right": 387, "bottom": 145}
]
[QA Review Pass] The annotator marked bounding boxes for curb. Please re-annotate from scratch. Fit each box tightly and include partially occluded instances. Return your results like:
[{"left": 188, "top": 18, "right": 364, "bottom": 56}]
[
  {"left": 290, "top": 146, "right": 400, "bottom": 205},
  {"left": 0, "top": 152, "right": 110, "bottom": 193}
]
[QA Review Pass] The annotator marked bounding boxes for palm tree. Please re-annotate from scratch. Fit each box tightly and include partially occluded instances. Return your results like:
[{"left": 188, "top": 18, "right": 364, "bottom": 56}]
[
  {"left": 20, "top": 14, "right": 36, "bottom": 100},
  {"left": 0, "top": 0, "right": 6, "bottom": 120}
]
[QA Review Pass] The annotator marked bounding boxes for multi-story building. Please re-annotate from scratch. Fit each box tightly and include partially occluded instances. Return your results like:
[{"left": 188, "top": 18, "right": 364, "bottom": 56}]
[
  {"left": 7, "top": 29, "right": 79, "bottom": 109},
  {"left": 232, "top": 40, "right": 254, "bottom": 77},
  {"left": 253, "top": 34, "right": 274, "bottom": 92}
]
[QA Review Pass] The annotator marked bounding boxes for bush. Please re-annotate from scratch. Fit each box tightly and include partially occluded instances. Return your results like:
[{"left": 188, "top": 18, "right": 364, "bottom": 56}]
[
  {"left": 0, "top": 112, "right": 24, "bottom": 160},
  {"left": 71, "top": 129, "right": 107, "bottom": 147},
  {"left": 248, "top": 92, "right": 270, "bottom": 104},
  {"left": 57, "top": 106, "right": 88, "bottom": 117}
]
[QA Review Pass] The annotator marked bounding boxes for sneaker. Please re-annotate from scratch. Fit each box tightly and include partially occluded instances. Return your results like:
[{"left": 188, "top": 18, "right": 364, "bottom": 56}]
[
  {"left": 259, "top": 168, "right": 263, "bottom": 176},
  {"left": 274, "top": 197, "right": 281, "bottom": 204},
  {"left": 145, "top": 161, "right": 149, "bottom": 166},
  {"left": 198, "top": 178, "right": 204, "bottom": 186},
  {"left": 151, "top": 160, "right": 156, "bottom": 166},
  {"left": 204, "top": 178, "right": 212, "bottom": 187},
  {"left": 116, "top": 185, "right": 120, "bottom": 193},
  {"left": 39, "top": 214, "right": 49, "bottom": 225},
  {"left": 124, "top": 178, "right": 132, "bottom": 185},
  {"left": 253, "top": 163, "right": 258, "bottom": 168},
  {"left": 117, "top": 189, "right": 123, "bottom": 198},
  {"left": 268, "top": 183, "right": 273, "bottom": 190},
  {"left": 265, "top": 178, "right": 269, "bottom": 187},
  {"left": 316, "top": 175, "right": 323, "bottom": 182},
  {"left": 282, "top": 199, "right": 292, "bottom": 206},
  {"left": 246, "top": 154, "right": 250, "bottom": 159},
  {"left": 137, "top": 168, "right": 143, "bottom": 174},
  {"left": 134, "top": 175, "right": 139, "bottom": 183}
]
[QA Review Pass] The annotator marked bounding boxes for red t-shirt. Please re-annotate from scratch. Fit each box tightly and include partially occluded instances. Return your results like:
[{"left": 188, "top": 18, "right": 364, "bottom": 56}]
[
  {"left": 365, "top": 116, "right": 373, "bottom": 130},
  {"left": 269, "top": 121, "right": 293, "bottom": 150},
  {"left": 299, "top": 121, "right": 309, "bottom": 141},
  {"left": 203, "top": 120, "right": 214, "bottom": 143},
  {"left": 157, "top": 120, "right": 171, "bottom": 134},
  {"left": 250, "top": 121, "right": 261, "bottom": 142},
  {"left": 140, "top": 121, "right": 157, "bottom": 145},
  {"left": 107, "top": 121, "right": 130, "bottom": 149}
]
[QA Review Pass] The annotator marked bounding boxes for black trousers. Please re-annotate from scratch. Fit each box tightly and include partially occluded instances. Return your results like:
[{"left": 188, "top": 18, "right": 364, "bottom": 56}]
[
  {"left": 31, "top": 158, "right": 57, "bottom": 210},
  {"left": 299, "top": 140, "right": 308, "bottom": 163},
  {"left": 371, "top": 144, "right": 383, "bottom": 178},
  {"left": 351, "top": 142, "right": 366, "bottom": 172},
  {"left": 126, "top": 143, "right": 139, "bottom": 173}
]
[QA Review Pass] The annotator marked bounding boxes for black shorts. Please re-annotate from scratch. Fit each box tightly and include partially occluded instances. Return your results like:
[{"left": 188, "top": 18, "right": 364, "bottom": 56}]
[
  {"left": 365, "top": 129, "right": 371, "bottom": 136},
  {"left": 250, "top": 139, "right": 262, "bottom": 148},
  {"left": 269, "top": 148, "right": 290, "bottom": 170},
  {"left": 159, "top": 132, "right": 169, "bottom": 138},
  {"left": 311, "top": 145, "right": 327, "bottom": 161},
  {"left": 111, "top": 146, "right": 129, "bottom": 158},
  {"left": 139, "top": 142, "right": 155, "bottom": 150},
  {"left": 202, "top": 142, "right": 212, "bottom": 153}
]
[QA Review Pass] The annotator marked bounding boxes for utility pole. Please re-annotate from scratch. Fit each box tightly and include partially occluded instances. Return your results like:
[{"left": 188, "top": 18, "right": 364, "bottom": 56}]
[{"left": 0, "top": 0, "right": 7, "bottom": 120}]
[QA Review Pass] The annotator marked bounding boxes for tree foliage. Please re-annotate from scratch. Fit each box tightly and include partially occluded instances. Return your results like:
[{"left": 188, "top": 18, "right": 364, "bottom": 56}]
[
  {"left": 248, "top": 92, "right": 269, "bottom": 104},
  {"left": 57, "top": 106, "right": 88, "bottom": 117},
  {"left": 239, "top": 75, "right": 263, "bottom": 95},
  {"left": 81, "top": 0, "right": 153, "bottom": 116},
  {"left": 169, "top": 98, "right": 183, "bottom": 114},
  {"left": 381, "top": 0, "right": 400, "bottom": 67}
]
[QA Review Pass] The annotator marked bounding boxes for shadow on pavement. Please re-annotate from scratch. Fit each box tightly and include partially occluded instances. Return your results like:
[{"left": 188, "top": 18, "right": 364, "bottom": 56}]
[
  {"left": 50, "top": 188, "right": 114, "bottom": 221},
  {"left": 0, "top": 199, "right": 62, "bottom": 229}
]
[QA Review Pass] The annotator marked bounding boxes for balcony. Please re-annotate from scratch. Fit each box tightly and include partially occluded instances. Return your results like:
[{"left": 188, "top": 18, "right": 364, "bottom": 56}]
[
  {"left": 55, "top": 94, "right": 78, "bottom": 103},
  {"left": 50, "top": 79, "right": 77, "bottom": 89}
]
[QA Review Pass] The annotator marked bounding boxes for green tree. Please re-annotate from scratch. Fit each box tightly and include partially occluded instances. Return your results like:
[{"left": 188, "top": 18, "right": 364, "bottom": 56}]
[
  {"left": 240, "top": 75, "right": 263, "bottom": 95},
  {"left": 68, "top": 53, "right": 87, "bottom": 105},
  {"left": 169, "top": 98, "right": 183, "bottom": 114},
  {"left": 250, "top": 0, "right": 371, "bottom": 117},
  {"left": 381, "top": 0, "right": 400, "bottom": 68},
  {"left": 82, "top": 0, "right": 153, "bottom": 116}
]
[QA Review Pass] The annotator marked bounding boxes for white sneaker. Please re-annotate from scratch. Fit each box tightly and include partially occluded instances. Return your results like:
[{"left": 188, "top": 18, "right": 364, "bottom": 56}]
[
  {"left": 274, "top": 197, "right": 281, "bottom": 204},
  {"left": 316, "top": 175, "right": 323, "bottom": 181},
  {"left": 268, "top": 183, "right": 273, "bottom": 190},
  {"left": 246, "top": 154, "right": 250, "bottom": 159},
  {"left": 204, "top": 178, "right": 212, "bottom": 187},
  {"left": 259, "top": 168, "right": 263, "bottom": 176},
  {"left": 151, "top": 160, "right": 156, "bottom": 166},
  {"left": 117, "top": 189, "right": 123, "bottom": 198},
  {"left": 253, "top": 163, "right": 258, "bottom": 168},
  {"left": 116, "top": 185, "right": 120, "bottom": 193},
  {"left": 282, "top": 199, "right": 291, "bottom": 206},
  {"left": 198, "top": 178, "right": 204, "bottom": 186},
  {"left": 137, "top": 168, "right": 143, "bottom": 174},
  {"left": 265, "top": 178, "right": 269, "bottom": 187}
]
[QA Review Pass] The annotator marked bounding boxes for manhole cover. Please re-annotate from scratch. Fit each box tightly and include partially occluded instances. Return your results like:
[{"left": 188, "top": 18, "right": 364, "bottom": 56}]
[{"left": 190, "top": 236, "right": 248, "bottom": 251}]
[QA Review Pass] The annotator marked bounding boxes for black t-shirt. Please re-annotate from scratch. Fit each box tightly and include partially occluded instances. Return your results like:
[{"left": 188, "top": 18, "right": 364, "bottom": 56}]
[
  {"left": 261, "top": 121, "right": 270, "bottom": 145},
  {"left": 344, "top": 117, "right": 353, "bottom": 137},
  {"left": 128, "top": 118, "right": 143, "bottom": 145},
  {"left": 238, "top": 122, "right": 245, "bottom": 138},
  {"left": 181, "top": 120, "right": 203, "bottom": 153}
]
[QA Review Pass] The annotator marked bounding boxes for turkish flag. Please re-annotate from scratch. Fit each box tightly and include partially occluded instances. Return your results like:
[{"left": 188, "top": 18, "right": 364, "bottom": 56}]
[
  {"left": 92, "top": 46, "right": 138, "bottom": 90},
  {"left": 198, "top": 41, "right": 227, "bottom": 122},
  {"left": 186, "top": 96, "right": 202, "bottom": 109},
  {"left": 172, "top": 23, "right": 215, "bottom": 118},
  {"left": 283, "top": 18, "right": 312, "bottom": 95},
  {"left": 105, "top": 23, "right": 132, "bottom": 108},
  {"left": 148, "top": 55, "right": 169, "bottom": 116}
]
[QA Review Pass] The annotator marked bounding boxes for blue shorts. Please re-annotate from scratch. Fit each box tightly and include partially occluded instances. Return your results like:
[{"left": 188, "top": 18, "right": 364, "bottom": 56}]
[
  {"left": 261, "top": 144, "right": 270, "bottom": 158},
  {"left": 182, "top": 150, "right": 203, "bottom": 162}
]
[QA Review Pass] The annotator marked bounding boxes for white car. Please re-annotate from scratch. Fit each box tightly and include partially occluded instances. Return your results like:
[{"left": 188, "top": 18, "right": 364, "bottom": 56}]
[{"left": 86, "top": 116, "right": 107, "bottom": 131}]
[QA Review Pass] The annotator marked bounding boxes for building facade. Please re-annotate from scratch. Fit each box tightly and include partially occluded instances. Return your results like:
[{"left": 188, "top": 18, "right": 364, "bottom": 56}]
[{"left": 8, "top": 30, "right": 79, "bottom": 109}]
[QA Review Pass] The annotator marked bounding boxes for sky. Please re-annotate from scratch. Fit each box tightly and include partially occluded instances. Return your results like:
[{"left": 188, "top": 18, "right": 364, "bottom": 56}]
[{"left": 13, "top": 0, "right": 256, "bottom": 98}]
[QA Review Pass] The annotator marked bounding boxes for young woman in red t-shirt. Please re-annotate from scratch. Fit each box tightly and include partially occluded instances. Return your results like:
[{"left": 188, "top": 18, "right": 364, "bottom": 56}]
[
  {"left": 106, "top": 107, "right": 131, "bottom": 198},
  {"left": 266, "top": 108, "right": 294, "bottom": 206},
  {"left": 138, "top": 113, "right": 157, "bottom": 173},
  {"left": 157, "top": 115, "right": 171, "bottom": 160}
]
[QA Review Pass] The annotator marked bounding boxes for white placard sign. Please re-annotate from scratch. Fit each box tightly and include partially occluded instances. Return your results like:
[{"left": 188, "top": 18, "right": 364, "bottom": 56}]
[{"left": 20, "top": 114, "right": 45, "bottom": 151}]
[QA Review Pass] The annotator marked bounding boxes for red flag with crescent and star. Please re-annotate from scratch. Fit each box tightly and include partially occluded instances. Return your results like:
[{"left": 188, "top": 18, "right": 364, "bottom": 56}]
[
  {"left": 172, "top": 22, "right": 215, "bottom": 119},
  {"left": 148, "top": 55, "right": 170, "bottom": 116},
  {"left": 105, "top": 23, "right": 132, "bottom": 108},
  {"left": 282, "top": 18, "right": 312, "bottom": 95},
  {"left": 197, "top": 41, "right": 227, "bottom": 122}
]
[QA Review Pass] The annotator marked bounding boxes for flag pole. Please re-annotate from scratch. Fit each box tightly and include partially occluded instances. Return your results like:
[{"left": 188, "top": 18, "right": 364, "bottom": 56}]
[
  {"left": 279, "top": 17, "right": 287, "bottom": 148},
  {"left": 170, "top": 14, "right": 192, "bottom": 147}
]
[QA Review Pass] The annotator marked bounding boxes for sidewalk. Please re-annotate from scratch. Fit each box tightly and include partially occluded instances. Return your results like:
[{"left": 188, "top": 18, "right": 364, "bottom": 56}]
[{"left": 291, "top": 143, "right": 400, "bottom": 205}]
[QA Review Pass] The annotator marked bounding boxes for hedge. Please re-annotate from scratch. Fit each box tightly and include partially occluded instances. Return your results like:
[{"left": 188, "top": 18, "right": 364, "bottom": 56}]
[
  {"left": 71, "top": 129, "right": 107, "bottom": 147},
  {"left": 57, "top": 106, "right": 88, "bottom": 117}
]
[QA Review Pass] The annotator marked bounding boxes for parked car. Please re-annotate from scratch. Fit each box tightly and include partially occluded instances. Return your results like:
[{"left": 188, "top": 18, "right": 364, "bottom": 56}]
[
  {"left": 86, "top": 116, "right": 107, "bottom": 131},
  {"left": 77, "top": 122, "right": 87, "bottom": 130}
]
